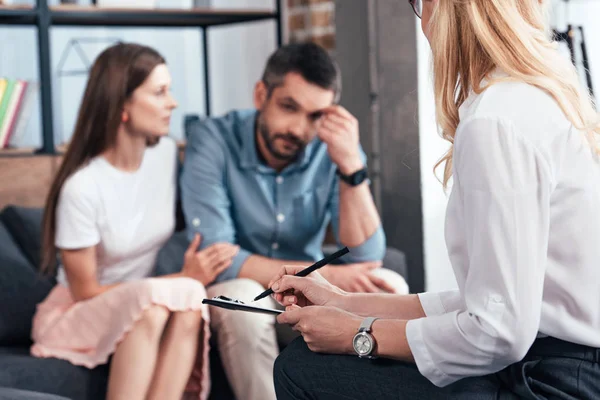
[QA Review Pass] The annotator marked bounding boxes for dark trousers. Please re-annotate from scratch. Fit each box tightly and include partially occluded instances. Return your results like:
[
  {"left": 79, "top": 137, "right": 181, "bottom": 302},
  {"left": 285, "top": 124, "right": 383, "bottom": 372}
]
[{"left": 274, "top": 336, "right": 600, "bottom": 399}]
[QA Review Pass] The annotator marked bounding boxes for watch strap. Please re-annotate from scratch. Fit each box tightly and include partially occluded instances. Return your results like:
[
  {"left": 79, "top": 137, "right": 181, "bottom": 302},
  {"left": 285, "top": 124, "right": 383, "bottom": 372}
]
[
  {"left": 358, "top": 317, "right": 379, "bottom": 333},
  {"left": 336, "top": 167, "right": 368, "bottom": 186}
]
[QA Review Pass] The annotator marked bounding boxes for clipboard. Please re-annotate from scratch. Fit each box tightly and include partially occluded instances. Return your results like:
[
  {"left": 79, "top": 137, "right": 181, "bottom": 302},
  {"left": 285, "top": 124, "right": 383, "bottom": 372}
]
[{"left": 202, "top": 296, "right": 283, "bottom": 315}]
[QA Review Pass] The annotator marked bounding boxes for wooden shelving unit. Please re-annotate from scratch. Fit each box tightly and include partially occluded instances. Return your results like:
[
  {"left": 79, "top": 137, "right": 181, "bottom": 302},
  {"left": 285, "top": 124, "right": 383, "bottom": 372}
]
[
  {"left": 0, "top": 146, "right": 38, "bottom": 157},
  {"left": 0, "top": 1, "right": 282, "bottom": 156},
  {"left": 50, "top": 5, "right": 277, "bottom": 27},
  {"left": 0, "top": 1, "right": 282, "bottom": 208},
  {"left": 0, "top": 5, "right": 278, "bottom": 27}
]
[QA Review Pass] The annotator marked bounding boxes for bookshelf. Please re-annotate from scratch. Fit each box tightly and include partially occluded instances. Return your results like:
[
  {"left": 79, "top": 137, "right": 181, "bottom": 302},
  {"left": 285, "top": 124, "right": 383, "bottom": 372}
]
[{"left": 0, "top": 0, "right": 282, "bottom": 156}]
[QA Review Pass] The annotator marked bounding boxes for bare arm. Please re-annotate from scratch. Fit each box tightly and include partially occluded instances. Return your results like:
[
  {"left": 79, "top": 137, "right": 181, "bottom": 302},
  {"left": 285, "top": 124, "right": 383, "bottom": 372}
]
[
  {"left": 60, "top": 243, "right": 204, "bottom": 301},
  {"left": 61, "top": 247, "right": 122, "bottom": 301},
  {"left": 238, "top": 254, "right": 386, "bottom": 292},
  {"left": 63, "top": 234, "right": 241, "bottom": 301},
  {"left": 270, "top": 265, "right": 425, "bottom": 320},
  {"left": 371, "top": 319, "right": 413, "bottom": 361},
  {"left": 277, "top": 305, "right": 415, "bottom": 362},
  {"left": 272, "top": 268, "right": 423, "bottom": 362},
  {"left": 338, "top": 178, "right": 381, "bottom": 247},
  {"left": 318, "top": 106, "right": 384, "bottom": 256},
  {"left": 336, "top": 292, "right": 426, "bottom": 320}
]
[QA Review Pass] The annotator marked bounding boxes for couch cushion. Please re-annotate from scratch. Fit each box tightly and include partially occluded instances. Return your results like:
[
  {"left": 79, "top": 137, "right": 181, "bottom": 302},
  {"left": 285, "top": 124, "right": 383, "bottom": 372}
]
[
  {"left": 0, "top": 347, "right": 107, "bottom": 400},
  {"left": 0, "top": 222, "right": 53, "bottom": 345},
  {"left": 0, "top": 206, "right": 47, "bottom": 272}
]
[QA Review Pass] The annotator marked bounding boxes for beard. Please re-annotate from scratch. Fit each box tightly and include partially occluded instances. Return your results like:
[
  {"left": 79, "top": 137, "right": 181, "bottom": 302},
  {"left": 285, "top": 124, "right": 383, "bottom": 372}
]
[{"left": 257, "top": 114, "right": 307, "bottom": 161}]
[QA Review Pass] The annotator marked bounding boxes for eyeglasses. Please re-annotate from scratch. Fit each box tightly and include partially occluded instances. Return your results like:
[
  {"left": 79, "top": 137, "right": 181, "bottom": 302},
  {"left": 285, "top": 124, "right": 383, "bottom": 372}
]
[{"left": 409, "top": 0, "right": 422, "bottom": 19}]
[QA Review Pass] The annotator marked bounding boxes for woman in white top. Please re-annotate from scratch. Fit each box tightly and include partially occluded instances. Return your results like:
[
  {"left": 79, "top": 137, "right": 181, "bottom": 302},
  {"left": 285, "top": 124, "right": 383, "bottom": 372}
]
[
  {"left": 31, "top": 43, "right": 239, "bottom": 400},
  {"left": 270, "top": 0, "right": 600, "bottom": 398}
]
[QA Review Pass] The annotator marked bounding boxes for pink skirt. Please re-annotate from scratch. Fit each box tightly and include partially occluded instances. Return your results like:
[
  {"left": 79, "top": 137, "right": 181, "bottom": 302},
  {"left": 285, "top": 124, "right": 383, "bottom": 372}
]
[{"left": 30, "top": 277, "right": 211, "bottom": 400}]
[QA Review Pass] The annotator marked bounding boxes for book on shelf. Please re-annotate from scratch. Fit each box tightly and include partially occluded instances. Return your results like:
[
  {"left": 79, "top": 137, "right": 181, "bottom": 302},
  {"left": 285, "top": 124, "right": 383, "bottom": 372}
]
[{"left": 0, "top": 78, "right": 38, "bottom": 150}]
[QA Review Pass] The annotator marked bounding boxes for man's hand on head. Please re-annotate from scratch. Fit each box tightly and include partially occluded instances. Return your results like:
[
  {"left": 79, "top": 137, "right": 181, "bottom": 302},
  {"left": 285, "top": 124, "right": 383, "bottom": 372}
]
[{"left": 316, "top": 105, "right": 364, "bottom": 175}]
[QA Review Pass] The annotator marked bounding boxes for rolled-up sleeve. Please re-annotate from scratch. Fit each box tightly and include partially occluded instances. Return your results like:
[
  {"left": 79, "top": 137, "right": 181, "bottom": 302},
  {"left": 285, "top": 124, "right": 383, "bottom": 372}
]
[
  {"left": 344, "top": 227, "right": 386, "bottom": 262},
  {"left": 329, "top": 146, "right": 386, "bottom": 262},
  {"left": 417, "top": 290, "right": 463, "bottom": 317},
  {"left": 406, "top": 116, "right": 553, "bottom": 386},
  {"left": 180, "top": 119, "right": 250, "bottom": 282}
]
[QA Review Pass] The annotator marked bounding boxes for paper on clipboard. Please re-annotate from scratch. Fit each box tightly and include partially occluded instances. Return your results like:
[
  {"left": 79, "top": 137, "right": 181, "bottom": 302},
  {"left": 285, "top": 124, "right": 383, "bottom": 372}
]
[{"left": 202, "top": 296, "right": 283, "bottom": 315}]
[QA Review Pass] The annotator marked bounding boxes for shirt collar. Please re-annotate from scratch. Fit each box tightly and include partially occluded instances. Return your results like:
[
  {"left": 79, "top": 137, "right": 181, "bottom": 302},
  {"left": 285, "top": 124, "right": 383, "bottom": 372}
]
[{"left": 238, "top": 110, "right": 315, "bottom": 173}]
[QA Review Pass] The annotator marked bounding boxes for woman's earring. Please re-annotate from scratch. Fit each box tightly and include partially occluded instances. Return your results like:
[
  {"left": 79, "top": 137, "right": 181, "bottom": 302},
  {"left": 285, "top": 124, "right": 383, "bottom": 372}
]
[{"left": 122, "top": 112, "right": 129, "bottom": 123}]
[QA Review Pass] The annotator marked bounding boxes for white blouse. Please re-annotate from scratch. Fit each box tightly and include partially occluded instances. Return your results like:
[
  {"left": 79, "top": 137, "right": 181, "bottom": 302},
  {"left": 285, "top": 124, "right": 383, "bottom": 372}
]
[{"left": 406, "top": 79, "right": 600, "bottom": 387}]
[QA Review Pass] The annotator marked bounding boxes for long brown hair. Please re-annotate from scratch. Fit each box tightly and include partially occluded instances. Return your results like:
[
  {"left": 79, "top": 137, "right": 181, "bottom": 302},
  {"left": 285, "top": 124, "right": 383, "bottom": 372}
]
[{"left": 41, "top": 42, "right": 165, "bottom": 273}]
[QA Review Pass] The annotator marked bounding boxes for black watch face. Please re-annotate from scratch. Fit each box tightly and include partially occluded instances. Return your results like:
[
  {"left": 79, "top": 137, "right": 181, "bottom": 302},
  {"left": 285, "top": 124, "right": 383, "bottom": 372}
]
[
  {"left": 352, "top": 169, "right": 367, "bottom": 185},
  {"left": 353, "top": 333, "right": 372, "bottom": 355}
]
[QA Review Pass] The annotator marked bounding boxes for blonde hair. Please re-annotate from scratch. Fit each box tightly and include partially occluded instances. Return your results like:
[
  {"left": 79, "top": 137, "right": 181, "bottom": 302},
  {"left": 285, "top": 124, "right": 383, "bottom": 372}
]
[{"left": 429, "top": 0, "right": 600, "bottom": 187}]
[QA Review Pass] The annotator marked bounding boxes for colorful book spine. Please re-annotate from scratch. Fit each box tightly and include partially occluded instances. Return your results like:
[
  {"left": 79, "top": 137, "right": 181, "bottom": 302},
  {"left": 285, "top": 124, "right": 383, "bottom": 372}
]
[
  {"left": 0, "top": 78, "right": 38, "bottom": 149},
  {"left": 0, "top": 80, "right": 27, "bottom": 148},
  {"left": 0, "top": 79, "right": 7, "bottom": 106},
  {"left": 0, "top": 79, "right": 15, "bottom": 137}
]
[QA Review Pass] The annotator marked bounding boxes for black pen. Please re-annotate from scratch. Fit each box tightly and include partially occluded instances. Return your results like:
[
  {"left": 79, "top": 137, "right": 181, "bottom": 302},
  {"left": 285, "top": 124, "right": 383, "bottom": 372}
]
[{"left": 253, "top": 247, "right": 350, "bottom": 302}]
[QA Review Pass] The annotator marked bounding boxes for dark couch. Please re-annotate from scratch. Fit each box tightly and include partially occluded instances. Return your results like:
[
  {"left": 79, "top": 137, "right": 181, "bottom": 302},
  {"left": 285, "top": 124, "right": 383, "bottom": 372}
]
[{"left": 0, "top": 205, "right": 408, "bottom": 400}]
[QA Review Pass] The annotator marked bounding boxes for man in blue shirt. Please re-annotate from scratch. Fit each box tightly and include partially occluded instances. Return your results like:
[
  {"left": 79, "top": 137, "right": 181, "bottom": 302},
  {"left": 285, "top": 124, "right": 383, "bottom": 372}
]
[{"left": 181, "top": 43, "right": 408, "bottom": 400}]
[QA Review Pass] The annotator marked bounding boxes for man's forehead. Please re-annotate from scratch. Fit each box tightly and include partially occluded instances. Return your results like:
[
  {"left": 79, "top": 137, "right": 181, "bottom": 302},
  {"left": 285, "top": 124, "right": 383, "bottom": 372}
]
[{"left": 273, "top": 73, "right": 335, "bottom": 112}]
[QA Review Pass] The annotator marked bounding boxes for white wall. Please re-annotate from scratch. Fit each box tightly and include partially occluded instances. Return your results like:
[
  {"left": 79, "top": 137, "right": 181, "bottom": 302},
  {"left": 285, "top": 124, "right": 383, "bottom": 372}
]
[
  {"left": 50, "top": 24, "right": 207, "bottom": 145},
  {"left": 416, "top": 22, "right": 456, "bottom": 293},
  {"left": 417, "top": 1, "right": 600, "bottom": 292},
  {"left": 207, "top": 0, "right": 277, "bottom": 116}
]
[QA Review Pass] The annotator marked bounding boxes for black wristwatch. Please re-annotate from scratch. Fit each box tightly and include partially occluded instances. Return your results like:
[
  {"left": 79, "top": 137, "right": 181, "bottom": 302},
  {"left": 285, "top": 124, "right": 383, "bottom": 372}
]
[{"left": 336, "top": 166, "right": 369, "bottom": 186}]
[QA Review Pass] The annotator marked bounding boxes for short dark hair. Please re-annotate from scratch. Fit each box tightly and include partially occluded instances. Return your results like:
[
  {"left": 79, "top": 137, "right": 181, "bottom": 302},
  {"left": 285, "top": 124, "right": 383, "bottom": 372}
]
[{"left": 261, "top": 42, "right": 341, "bottom": 102}]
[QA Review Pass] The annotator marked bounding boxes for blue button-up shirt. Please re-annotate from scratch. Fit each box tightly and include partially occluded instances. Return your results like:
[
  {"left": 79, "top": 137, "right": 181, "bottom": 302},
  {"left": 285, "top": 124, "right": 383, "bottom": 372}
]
[{"left": 180, "top": 109, "right": 386, "bottom": 282}]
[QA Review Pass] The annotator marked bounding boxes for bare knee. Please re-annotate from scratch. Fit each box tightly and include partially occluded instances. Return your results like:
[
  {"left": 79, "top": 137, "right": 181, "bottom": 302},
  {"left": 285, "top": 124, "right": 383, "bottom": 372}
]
[
  {"left": 171, "top": 309, "right": 203, "bottom": 335},
  {"left": 138, "top": 305, "right": 170, "bottom": 338}
]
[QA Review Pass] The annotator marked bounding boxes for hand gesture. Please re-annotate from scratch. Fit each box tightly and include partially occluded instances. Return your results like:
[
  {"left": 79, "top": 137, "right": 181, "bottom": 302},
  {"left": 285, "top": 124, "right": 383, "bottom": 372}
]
[
  {"left": 317, "top": 105, "right": 364, "bottom": 175},
  {"left": 268, "top": 265, "right": 346, "bottom": 308},
  {"left": 322, "top": 261, "right": 396, "bottom": 293},
  {"left": 181, "top": 234, "right": 239, "bottom": 285}
]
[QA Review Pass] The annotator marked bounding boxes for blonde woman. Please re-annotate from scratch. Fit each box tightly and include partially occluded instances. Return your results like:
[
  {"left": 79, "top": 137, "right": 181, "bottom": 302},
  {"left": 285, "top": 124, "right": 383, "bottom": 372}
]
[{"left": 269, "top": 0, "right": 600, "bottom": 398}]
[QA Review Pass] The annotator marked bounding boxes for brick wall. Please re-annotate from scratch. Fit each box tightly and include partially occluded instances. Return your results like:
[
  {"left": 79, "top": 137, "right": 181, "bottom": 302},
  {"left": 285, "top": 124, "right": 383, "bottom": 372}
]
[{"left": 286, "top": 0, "right": 335, "bottom": 51}]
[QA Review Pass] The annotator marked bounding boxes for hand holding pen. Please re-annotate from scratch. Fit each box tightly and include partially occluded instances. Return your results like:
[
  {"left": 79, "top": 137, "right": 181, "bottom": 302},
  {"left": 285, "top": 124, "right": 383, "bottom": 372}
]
[
  {"left": 260, "top": 247, "right": 350, "bottom": 308},
  {"left": 253, "top": 247, "right": 349, "bottom": 302}
]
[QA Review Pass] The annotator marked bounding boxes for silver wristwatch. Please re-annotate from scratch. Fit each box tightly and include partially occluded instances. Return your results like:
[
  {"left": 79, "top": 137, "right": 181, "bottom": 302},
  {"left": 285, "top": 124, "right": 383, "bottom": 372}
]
[{"left": 352, "top": 317, "right": 379, "bottom": 359}]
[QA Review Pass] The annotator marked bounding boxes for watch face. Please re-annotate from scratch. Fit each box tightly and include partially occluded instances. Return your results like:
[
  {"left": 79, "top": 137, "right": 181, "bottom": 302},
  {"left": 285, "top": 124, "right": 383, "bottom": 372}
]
[
  {"left": 351, "top": 169, "right": 367, "bottom": 185},
  {"left": 353, "top": 333, "right": 373, "bottom": 355}
]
